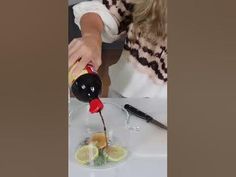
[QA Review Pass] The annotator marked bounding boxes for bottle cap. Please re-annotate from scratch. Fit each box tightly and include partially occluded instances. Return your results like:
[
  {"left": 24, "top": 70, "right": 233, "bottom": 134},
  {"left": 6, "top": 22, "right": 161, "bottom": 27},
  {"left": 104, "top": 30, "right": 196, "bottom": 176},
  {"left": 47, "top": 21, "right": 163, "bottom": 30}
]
[{"left": 89, "top": 98, "right": 104, "bottom": 113}]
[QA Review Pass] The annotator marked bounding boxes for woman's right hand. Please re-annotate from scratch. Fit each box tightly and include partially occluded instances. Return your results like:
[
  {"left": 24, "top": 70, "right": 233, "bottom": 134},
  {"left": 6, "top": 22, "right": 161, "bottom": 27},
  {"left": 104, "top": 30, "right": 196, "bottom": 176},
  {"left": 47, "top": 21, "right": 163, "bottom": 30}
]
[{"left": 68, "top": 33, "right": 102, "bottom": 78}]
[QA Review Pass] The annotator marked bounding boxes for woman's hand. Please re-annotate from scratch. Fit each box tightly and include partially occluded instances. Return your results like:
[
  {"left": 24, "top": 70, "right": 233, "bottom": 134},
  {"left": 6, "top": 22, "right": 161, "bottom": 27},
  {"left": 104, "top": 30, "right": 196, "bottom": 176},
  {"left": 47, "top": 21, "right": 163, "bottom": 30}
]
[{"left": 68, "top": 33, "right": 102, "bottom": 78}]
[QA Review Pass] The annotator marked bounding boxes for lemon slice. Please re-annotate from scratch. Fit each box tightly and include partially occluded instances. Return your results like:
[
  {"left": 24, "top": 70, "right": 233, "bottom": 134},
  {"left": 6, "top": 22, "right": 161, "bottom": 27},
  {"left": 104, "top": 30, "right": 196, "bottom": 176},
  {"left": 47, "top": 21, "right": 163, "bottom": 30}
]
[
  {"left": 89, "top": 132, "right": 108, "bottom": 149},
  {"left": 104, "top": 146, "right": 127, "bottom": 162},
  {"left": 75, "top": 145, "right": 99, "bottom": 164}
]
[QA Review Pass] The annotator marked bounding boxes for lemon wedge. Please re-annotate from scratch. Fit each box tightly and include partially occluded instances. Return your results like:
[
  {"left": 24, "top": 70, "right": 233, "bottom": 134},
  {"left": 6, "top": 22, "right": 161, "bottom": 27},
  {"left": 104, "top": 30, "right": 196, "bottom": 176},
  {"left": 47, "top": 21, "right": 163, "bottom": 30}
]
[
  {"left": 75, "top": 145, "right": 99, "bottom": 164},
  {"left": 104, "top": 146, "right": 127, "bottom": 162}
]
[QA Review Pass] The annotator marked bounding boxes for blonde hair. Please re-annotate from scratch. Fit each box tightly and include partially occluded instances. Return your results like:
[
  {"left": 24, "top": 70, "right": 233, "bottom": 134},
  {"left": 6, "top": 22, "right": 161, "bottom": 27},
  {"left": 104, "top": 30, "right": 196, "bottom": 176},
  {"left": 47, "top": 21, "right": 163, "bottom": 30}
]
[{"left": 130, "top": 0, "right": 167, "bottom": 43}]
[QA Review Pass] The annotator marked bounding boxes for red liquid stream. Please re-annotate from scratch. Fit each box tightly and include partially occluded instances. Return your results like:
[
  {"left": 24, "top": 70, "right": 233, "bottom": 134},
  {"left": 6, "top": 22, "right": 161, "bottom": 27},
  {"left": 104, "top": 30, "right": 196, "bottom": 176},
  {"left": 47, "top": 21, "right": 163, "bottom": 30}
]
[{"left": 98, "top": 111, "right": 109, "bottom": 149}]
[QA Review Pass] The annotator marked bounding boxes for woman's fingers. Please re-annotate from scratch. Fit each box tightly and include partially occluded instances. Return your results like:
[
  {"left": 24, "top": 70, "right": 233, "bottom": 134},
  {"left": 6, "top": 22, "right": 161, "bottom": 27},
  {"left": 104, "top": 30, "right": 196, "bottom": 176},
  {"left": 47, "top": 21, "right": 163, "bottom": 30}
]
[
  {"left": 68, "top": 37, "right": 102, "bottom": 74},
  {"left": 68, "top": 38, "right": 83, "bottom": 69},
  {"left": 92, "top": 57, "right": 102, "bottom": 71},
  {"left": 68, "top": 38, "right": 82, "bottom": 57},
  {"left": 68, "top": 47, "right": 83, "bottom": 69},
  {"left": 71, "top": 58, "right": 90, "bottom": 78},
  {"left": 68, "top": 38, "right": 79, "bottom": 50}
]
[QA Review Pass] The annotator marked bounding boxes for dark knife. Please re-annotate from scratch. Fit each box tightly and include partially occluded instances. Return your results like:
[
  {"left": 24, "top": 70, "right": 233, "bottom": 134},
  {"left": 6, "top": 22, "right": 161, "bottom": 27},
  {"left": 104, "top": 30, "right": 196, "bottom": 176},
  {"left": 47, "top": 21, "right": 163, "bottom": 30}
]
[{"left": 124, "top": 104, "right": 167, "bottom": 130}]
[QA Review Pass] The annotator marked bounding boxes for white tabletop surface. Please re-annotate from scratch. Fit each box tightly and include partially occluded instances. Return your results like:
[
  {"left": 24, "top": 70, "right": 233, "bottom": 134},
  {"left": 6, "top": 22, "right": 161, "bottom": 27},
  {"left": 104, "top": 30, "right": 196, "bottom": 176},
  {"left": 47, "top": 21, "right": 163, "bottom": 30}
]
[{"left": 69, "top": 98, "right": 167, "bottom": 177}]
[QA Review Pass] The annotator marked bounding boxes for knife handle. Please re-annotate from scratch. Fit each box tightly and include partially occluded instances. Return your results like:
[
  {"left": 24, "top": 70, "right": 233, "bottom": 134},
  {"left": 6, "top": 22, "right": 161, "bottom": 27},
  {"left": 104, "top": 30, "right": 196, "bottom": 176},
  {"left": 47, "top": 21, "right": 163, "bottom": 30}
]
[{"left": 124, "top": 104, "right": 153, "bottom": 122}]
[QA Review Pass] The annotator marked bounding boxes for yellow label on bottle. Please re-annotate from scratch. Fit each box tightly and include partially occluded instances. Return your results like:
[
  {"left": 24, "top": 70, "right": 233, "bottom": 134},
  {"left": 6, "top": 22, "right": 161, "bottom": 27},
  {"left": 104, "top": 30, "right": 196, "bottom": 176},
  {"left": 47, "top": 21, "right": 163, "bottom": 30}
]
[{"left": 68, "top": 63, "right": 95, "bottom": 87}]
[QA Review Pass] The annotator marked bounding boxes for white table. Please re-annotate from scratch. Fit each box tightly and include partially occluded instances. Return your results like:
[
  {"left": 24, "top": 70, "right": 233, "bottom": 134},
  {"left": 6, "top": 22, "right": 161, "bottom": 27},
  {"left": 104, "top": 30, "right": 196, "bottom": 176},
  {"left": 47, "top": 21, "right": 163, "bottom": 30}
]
[{"left": 69, "top": 98, "right": 167, "bottom": 177}]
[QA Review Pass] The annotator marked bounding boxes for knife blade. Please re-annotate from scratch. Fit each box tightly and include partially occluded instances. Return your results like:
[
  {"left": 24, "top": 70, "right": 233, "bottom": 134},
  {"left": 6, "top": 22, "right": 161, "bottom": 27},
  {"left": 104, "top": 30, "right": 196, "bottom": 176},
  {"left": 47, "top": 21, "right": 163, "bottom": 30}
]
[{"left": 124, "top": 104, "right": 167, "bottom": 130}]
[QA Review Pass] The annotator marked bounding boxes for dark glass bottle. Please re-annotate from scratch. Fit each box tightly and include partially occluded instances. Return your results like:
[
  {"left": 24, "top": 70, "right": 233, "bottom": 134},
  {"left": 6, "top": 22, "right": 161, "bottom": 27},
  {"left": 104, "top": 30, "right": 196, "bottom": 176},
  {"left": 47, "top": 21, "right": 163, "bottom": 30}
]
[{"left": 69, "top": 64, "right": 104, "bottom": 113}]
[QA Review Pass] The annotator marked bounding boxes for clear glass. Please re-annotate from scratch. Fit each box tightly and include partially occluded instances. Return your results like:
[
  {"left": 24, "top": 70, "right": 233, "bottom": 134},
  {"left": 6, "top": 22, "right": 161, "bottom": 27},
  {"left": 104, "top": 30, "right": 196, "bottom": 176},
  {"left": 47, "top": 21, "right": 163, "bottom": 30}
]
[{"left": 69, "top": 102, "right": 131, "bottom": 169}]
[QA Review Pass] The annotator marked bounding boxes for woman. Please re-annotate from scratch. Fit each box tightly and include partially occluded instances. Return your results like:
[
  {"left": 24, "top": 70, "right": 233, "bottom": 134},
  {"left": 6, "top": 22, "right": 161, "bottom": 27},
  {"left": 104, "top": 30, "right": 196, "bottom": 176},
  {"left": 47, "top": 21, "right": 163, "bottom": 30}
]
[{"left": 69, "top": 0, "right": 167, "bottom": 98}]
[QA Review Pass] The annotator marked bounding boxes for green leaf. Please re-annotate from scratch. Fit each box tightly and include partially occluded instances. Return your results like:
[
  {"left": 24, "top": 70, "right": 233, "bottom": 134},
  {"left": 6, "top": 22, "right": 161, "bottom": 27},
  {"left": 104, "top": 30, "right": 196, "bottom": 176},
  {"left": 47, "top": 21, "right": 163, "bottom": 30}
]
[{"left": 93, "top": 149, "right": 108, "bottom": 166}]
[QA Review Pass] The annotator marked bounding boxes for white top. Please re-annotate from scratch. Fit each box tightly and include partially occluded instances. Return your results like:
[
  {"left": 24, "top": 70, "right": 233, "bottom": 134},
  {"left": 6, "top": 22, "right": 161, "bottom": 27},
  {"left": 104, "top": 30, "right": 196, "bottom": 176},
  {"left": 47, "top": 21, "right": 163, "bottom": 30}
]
[{"left": 109, "top": 51, "right": 167, "bottom": 98}]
